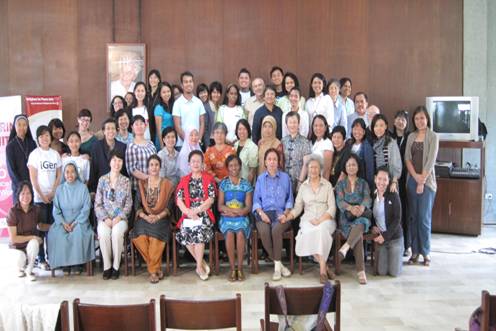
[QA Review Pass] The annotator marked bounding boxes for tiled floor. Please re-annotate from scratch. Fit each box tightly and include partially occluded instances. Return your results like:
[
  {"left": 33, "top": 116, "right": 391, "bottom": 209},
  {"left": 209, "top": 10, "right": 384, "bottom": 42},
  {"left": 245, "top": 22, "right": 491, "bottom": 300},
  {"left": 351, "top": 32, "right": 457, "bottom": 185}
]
[{"left": 1, "top": 226, "right": 495, "bottom": 331}]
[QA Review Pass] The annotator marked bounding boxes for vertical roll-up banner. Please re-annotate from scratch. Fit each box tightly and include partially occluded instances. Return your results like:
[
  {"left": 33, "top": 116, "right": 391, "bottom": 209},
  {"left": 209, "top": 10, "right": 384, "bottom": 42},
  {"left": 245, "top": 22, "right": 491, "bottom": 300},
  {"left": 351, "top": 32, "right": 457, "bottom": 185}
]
[
  {"left": 25, "top": 95, "right": 63, "bottom": 141},
  {"left": 0, "top": 95, "right": 22, "bottom": 237}
]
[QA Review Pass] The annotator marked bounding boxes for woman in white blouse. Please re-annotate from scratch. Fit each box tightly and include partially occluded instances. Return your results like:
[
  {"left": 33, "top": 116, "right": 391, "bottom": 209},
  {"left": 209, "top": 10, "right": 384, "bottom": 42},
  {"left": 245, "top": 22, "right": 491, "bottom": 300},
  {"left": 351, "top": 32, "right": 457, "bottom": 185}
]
[
  {"left": 309, "top": 115, "right": 334, "bottom": 180},
  {"left": 305, "top": 73, "right": 334, "bottom": 131},
  {"left": 283, "top": 154, "right": 337, "bottom": 283}
]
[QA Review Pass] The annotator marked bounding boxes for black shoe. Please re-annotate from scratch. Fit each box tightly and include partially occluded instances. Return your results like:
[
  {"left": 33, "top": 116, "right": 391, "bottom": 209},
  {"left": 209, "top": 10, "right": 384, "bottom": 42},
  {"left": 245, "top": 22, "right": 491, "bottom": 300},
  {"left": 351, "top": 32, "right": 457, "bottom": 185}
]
[
  {"left": 111, "top": 268, "right": 120, "bottom": 280},
  {"left": 103, "top": 268, "right": 112, "bottom": 280}
]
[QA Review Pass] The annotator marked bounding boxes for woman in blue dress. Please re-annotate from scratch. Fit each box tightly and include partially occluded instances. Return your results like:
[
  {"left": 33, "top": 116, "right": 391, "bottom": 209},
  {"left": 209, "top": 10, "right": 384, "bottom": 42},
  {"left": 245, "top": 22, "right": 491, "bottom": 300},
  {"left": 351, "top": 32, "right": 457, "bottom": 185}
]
[
  {"left": 153, "top": 82, "right": 174, "bottom": 150},
  {"left": 47, "top": 162, "right": 94, "bottom": 274},
  {"left": 335, "top": 154, "right": 372, "bottom": 285},
  {"left": 218, "top": 155, "right": 253, "bottom": 282}
]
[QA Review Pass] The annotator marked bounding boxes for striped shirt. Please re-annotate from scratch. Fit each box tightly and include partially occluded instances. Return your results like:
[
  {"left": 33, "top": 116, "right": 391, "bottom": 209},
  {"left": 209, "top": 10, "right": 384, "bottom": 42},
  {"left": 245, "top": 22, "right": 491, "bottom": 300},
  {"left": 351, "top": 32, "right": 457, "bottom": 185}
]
[{"left": 125, "top": 140, "right": 157, "bottom": 191}]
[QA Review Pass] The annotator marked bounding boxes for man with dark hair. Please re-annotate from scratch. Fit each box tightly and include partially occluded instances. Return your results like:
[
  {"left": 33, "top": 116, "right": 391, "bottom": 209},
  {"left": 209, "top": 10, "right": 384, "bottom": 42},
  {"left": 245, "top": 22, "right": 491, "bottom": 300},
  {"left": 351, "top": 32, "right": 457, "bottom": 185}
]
[
  {"left": 270, "top": 66, "right": 284, "bottom": 99},
  {"left": 88, "top": 118, "right": 127, "bottom": 193},
  {"left": 172, "top": 71, "right": 206, "bottom": 147},
  {"left": 347, "top": 92, "right": 369, "bottom": 137},
  {"left": 238, "top": 68, "right": 252, "bottom": 106}
]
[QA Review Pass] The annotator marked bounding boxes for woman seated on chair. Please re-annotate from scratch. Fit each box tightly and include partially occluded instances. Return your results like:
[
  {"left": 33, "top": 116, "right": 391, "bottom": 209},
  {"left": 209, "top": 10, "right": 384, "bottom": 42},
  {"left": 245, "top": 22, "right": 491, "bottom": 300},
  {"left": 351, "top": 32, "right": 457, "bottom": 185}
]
[
  {"left": 335, "top": 154, "right": 372, "bottom": 285},
  {"left": 94, "top": 150, "right": 133, "bottom": 280},
  {"left": 218, "top": 155, "right": 253, "bottom": 282},
  {"left": 47, "top": 162, "right": 94, "bottom": 274},
  {"left": 371, "top": 166, "right": 404, "bottom": 277},
  {"left": 176, "top": 150, "right": 217, "bottom": 281},
  {"left": 7, "top": 181, "right": 48, "bottom": 281},
  {"left": 253, "top": 148, "right": 294, "bottom": 281},
  {"left": 284, "top": 154, "right": 337, "bottom": 284},
  {"left": 131, "top": 155, "right": 174, "bottom": 284}
]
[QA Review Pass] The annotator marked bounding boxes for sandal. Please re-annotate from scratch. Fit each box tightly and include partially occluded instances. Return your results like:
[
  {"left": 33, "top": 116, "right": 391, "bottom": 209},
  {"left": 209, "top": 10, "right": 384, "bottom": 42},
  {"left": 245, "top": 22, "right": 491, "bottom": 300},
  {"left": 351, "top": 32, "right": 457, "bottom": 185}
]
[
  {"left": 319, "top": 273, "right": 328, "bottom": 284},
  {"left": 407, "top": 255, "right": 419, "bottom": 265},
  {"left": 423, "top": 255, "right": 431, "bottom": 267},
  {"left": 236, "top": 269, "right": 245, "bottom": 281},
  {"left": 149, "top": 273, "right": 159, "bottom": 284},
  {"left": 157, "top": 270, "right": 164, "bottom": 280},
  {"left": 357, "top": 271, "right": 367, "bottom": 285},
  {"left": 202, "top": 260, "right": 211, "bottom": 276},
  {"left": 228, "top": 270, "right": 237, "bottom": 282},
  {"left": 326, "top": 266, "right": 336, "bottom": 280}
]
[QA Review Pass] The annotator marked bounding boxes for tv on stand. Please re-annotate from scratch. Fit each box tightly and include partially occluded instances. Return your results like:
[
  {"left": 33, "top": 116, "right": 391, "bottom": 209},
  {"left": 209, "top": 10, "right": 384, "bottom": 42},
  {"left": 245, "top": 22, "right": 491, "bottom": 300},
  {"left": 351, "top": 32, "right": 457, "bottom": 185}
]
[{"left": 426, "top": 96, "right": 479, "bottom": 141}]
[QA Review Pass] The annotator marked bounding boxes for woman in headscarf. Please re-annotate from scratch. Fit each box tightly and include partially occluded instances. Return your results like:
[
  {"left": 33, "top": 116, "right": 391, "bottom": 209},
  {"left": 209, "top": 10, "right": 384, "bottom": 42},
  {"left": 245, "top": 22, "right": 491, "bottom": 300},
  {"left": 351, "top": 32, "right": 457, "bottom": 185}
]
[
  {"left": 6, "top": 114, "right": 37, "bottom": 200},
  {"left": 257, "top": 115, "right": 284, "bottom": 175},
  {"left": 47, "top": 162, "right": 94, "bottom": 274},
  {"left": 177, "top": 127, "right": 202, "bottom": 177}
]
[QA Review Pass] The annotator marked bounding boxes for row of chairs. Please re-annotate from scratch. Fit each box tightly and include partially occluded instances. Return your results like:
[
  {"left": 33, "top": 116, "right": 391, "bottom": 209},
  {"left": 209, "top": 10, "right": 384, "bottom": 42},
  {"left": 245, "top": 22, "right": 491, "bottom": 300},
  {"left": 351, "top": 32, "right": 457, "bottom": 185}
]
[
  {"left": 76, "top": 207, "right": 380, "bottom": 278},
  {"left": 57, "top": 282, "right": 341, "bottom": 331}
]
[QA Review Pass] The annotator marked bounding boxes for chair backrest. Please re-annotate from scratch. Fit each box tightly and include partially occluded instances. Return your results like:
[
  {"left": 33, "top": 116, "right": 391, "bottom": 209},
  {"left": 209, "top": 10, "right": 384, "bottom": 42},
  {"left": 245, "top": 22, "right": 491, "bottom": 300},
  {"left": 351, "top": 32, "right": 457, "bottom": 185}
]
[
  {"left": 55, "top": 301, "right": 69, "bottom": 331},
  {"left": 73, "top": 298, "right": 156, "bottom": 331},
  {"left": 263, "top": 281, "right": 341, "bottom": 331},
  {"left": 160, "top": 294, "right": 241, "bottom": 330},
  {"left": 481, "top": 290, "right": 496, "bottom": 331}
]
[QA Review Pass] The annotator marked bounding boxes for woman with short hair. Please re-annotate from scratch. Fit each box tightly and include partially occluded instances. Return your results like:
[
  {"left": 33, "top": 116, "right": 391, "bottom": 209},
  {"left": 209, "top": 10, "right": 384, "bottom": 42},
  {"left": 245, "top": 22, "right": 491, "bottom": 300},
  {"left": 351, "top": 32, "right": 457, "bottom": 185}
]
[
  {"left": 176, "top": 150, "right": 217, "bottom": 281},
  {"left": 77, "top": 109, "right": 98, "bottom": 155},
  {"left": 48, "top": 118, "right": 70, "bottom": 155},
  {"left": 233, "top": 119, "right": 258, "bottom": 184},
  {"left": 94, "top": 150, "right": 133, "bottom": 280},
  {"left": 218, "top": 155, "right": 253, "bottom": 281},
  {"left": 216, "top": 84, "right": 246, "bottom": 144},
  {"left": 253, "top": 148, "right": 294, "bottom": 281},
  {"left": 285, "top": 155, "right": 337, "bottom": 283},
  {"left": 335, "top": 154, "right": 372, "bottom": 284},
  {"left": 204, "top": 122, "right": 236, "bottom": 183}
]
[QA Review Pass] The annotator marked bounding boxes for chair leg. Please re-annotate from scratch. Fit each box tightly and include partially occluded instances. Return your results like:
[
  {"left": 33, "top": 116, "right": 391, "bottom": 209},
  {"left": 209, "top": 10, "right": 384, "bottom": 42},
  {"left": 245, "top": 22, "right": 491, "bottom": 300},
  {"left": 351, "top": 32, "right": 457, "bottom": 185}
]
[
  {"left": 51, "top": 269, "right": 55, "bottom": 277},
  {"left": 209, "top": 241, "right": 214, "bottom": 273},
  {"left": 165, "top": 242, "right": 170, "bottom": 276},
  {"left": 131, "top": 240, "right": 136, "bottom": 276},
  {"left": 124, "top": 238, "right": 129, "bottom": 276},
  {"left": 172, "top": 237, "right": 177, "bottom": 276},
  {"left": 298, "top": 256, "right": 303, "bottom": 275},
  {"left": 335, "top": 233, "right": 341, "bottom": 275},
  {"left": 251, "top": 231, "right": 259, "bottom": 274},
  {"left": 215, "top": 235, "right": 220, "bottom": 275},
  {"left": 289, "top": 236, "right": 294, "bottom": 274},
  {"left": 86, "top": 261, "right": 91, "bottom": 276}
]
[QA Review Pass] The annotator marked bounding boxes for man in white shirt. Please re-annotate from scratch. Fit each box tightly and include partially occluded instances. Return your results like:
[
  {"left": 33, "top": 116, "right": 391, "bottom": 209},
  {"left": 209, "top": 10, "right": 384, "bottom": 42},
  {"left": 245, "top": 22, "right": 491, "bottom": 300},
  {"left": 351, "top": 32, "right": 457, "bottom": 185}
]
[
  {"left": 347, "top": 91, "right": 369, "bottom": 137},
  {"left": 244, "top": 77, "right": 265, "bottom": 127},
  {"left": 172, "top": 71, "right": 206, "bottom": 147},
  {"left": 238, "top": 68, "right": 252, "bottom": 106}
]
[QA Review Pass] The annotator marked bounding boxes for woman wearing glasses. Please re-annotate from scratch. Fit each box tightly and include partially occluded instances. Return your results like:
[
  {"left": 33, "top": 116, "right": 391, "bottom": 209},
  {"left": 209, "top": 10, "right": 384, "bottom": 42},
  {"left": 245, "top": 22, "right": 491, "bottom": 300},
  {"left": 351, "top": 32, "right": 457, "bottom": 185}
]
[{"left": 94, "top": 150, "right": 133, "bottom": 280}]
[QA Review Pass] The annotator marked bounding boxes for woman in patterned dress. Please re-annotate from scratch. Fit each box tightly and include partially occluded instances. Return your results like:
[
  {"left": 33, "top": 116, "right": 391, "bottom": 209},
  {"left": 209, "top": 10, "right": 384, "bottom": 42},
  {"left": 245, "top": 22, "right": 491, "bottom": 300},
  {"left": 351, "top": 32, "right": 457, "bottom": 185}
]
[{"left": 175, "top": 150, "right": 217, "bottom": 281}]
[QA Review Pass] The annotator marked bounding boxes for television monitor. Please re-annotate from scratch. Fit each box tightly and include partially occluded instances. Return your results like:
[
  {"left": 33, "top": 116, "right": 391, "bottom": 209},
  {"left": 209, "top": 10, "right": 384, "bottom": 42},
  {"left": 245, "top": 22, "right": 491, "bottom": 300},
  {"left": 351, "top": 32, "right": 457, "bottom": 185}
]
[{"left": 426, "top": 96, "right": 479, "bottom": 141}]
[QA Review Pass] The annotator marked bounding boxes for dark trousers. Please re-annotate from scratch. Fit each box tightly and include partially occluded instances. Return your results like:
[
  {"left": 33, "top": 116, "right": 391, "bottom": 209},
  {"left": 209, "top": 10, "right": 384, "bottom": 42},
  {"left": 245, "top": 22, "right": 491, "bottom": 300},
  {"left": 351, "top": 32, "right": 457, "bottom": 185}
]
[{"left": 35, "top": 202, "right": 54, "bottom": 263}]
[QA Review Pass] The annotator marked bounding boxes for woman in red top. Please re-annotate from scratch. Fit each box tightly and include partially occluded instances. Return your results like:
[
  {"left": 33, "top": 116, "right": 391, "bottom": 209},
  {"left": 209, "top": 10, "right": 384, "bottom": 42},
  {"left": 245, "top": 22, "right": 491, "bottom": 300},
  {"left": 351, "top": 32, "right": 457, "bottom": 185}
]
[
  {"left": 204, "top": 122, "right": 236, "bottom": 183},
  {"left": 175, "top": 150, "right": 217, "bottom": 280}
]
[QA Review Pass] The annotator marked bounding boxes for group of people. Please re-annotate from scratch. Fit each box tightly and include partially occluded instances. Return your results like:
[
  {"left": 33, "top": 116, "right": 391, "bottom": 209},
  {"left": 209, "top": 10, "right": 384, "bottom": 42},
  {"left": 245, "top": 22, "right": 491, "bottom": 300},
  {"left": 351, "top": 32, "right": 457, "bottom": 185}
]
[{"left": 6, "top": 66, "right": 439, "bottom": 285}]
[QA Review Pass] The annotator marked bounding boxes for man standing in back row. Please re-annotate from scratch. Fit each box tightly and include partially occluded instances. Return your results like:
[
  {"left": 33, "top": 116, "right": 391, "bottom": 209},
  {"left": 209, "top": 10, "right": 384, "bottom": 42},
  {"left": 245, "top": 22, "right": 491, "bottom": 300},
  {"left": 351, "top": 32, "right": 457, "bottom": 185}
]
[{"left": 172, "top": 71, "right": 206, "bottom": 147}]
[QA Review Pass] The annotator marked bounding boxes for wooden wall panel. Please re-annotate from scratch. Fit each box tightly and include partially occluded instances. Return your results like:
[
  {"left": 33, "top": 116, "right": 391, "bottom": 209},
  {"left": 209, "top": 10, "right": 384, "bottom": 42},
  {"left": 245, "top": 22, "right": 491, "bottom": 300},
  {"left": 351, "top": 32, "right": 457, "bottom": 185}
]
[
  {"left": 0, "top": 0, "right": 463, "bottom": 134},
  {"left": 0, "top": 1, "right": 9, "bottom": 95},
  {"left": 77, "top": 0, "right": 114, "bottom": 130}
]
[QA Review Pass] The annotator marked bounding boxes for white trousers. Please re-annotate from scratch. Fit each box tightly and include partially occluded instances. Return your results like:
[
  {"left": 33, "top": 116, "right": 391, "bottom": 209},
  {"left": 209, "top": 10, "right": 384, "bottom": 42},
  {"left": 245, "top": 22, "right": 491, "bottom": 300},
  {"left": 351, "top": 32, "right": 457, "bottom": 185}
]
[
  {"left": 13, "top": 239, "right": 39, "bottom": 273},
  {"left": 97, "top": 220, "right": 128, "bottom": 271}
]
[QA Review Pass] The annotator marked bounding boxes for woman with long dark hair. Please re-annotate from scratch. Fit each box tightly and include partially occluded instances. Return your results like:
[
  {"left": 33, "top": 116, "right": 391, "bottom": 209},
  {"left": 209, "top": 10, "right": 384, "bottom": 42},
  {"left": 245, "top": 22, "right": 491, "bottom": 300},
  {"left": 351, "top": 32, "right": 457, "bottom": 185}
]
[
  {"left": 131, "top": 81, "right": 156, "bottom": 143},
  {"left": 154, "top": 82, "right": 174, "bottom": 149},
  {"left": 48, "top": 118, "right": 70, "bottom": 155},
  {"left": 147, "top": 69, "right": 162, "bottom": 109}
]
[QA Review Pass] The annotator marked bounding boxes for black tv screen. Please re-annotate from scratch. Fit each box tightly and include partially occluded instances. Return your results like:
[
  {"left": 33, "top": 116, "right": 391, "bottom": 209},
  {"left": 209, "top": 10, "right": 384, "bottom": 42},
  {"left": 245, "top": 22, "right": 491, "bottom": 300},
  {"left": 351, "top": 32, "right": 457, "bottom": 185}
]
[{"left": 432, "top": 101, "right": 471, "bottom": 134}]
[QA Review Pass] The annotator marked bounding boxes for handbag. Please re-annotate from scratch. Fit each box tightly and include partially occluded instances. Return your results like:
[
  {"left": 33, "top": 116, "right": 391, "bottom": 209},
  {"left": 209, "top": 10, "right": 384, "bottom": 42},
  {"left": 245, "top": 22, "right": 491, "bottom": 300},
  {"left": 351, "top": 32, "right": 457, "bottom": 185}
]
[{"left": 276, "top": 281, "right": 335, "bottom": 331}]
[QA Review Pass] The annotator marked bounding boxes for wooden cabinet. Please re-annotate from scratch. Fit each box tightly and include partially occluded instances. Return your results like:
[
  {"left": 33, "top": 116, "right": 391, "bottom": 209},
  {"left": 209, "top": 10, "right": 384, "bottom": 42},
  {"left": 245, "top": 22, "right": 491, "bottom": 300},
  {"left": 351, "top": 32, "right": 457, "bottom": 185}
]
[{"left": 432, "top": 141, "right": 484, "bottom": 236}]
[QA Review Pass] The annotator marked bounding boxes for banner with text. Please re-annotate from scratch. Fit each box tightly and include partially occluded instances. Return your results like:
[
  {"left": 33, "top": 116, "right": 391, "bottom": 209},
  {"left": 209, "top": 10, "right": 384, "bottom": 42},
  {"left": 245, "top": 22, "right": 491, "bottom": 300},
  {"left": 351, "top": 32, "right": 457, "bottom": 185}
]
[
  {"left": 0, "top": 96, "right": 23, "bottom": 237},
  {"left": 25, "top": 96, "right": 63, "bottom": 140}
]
